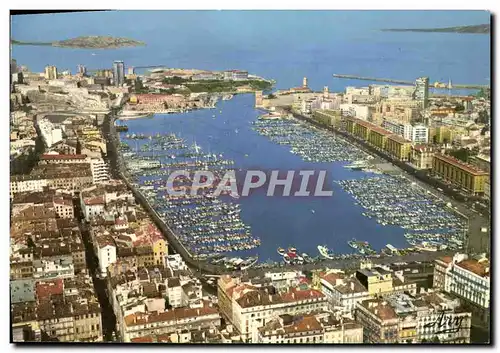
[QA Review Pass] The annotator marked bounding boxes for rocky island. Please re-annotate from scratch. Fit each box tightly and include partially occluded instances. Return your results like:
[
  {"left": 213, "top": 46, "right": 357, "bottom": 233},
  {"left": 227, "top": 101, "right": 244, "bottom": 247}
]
[
  {"left": 11, "top": 35, "right": 146, "bottom": 49},
  {"left": 381, "top": 23, "right": 490, "bottom": 34}
]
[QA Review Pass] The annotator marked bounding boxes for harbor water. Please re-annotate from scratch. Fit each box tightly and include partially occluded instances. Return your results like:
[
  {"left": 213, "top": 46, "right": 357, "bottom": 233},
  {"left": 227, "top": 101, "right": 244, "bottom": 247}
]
[{"left": 119, "top": 94, "right": 431, "bottom": 262}]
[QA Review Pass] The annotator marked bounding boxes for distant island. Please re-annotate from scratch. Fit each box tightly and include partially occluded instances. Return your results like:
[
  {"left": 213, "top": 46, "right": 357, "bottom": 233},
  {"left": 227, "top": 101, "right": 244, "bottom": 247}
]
[
  {"left": 381, "top": 24, "right": 490, "bottom": 34},
  {"left": 11, "top": 35, "right": 146, "bottom": 49}
]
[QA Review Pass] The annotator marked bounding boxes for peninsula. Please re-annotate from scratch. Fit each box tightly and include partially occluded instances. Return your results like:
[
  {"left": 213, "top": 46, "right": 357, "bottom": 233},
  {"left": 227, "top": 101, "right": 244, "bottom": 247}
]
[
  {"left": 381, "top": 23, "right": 490, "bottom": 34},
  {"left": 11, "top": 35, "right": 146, "bottom": 49}
]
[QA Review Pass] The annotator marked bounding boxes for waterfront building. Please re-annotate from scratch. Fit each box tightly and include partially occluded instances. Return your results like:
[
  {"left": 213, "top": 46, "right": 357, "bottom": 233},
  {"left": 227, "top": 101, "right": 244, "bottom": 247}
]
[
  {"left": 313, "top": 110, "right": 342, "bottom": 128},
  {"left": 413, "top": 77, "right": 430, "bottom": 108},
  {"left": 113, "top": 60, "right": 125, "bottom": 87},
  {"left": 434, "top": 253, "right": 490, "bottom": 325},
  {"left": 410, "top": 145, "right": 436, "bottom": 170},
  {"left": 218, "top": 275, "right": 328, "bottom": 343},
  {"left": 127, "top": 67, "right": 135, "bottom": 76},
  {"left": 256, "top": 312, "right": 363, "bottom": 344},
  {"left": 431, "top": 154, "right": 489, "bottom": 195},
  {"left": 355, "top": 291, "right": 471, "bottom": 344},
  {"left": 44, "top": 65, "right": 58, "bottom": 80},
  {"left": 223, "top": 70, "right": 248, "bottom": 81},
  {"left": 384, "top": 135, "right": 412, "bottom": 161}
]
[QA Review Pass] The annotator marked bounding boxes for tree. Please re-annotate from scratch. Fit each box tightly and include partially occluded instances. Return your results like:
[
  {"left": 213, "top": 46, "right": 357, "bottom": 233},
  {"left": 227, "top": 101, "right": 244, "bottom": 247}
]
[{"left": 267, "top": 93, "right": 277, "bottom": 99}]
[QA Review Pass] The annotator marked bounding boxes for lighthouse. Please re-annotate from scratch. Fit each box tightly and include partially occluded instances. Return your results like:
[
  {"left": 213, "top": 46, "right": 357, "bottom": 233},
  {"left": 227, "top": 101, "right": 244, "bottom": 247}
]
[{"left": 303, "top": 77, "right": 308, "bottom": 88}]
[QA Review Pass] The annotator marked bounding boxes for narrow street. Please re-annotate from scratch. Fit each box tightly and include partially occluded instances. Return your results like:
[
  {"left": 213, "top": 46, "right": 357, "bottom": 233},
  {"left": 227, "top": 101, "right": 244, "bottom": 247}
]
[{"left": 74, "top": 196, "right": 117, "bottom": 342}]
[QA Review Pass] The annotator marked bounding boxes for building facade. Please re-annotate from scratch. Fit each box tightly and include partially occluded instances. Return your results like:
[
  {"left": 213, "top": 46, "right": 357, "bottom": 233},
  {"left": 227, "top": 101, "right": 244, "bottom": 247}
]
[
  {"left": 113, "top": 61, "right": 125, "bottom": 87},
  {"left": 432, "top": 154, "right": 489, "bottom": 195}
]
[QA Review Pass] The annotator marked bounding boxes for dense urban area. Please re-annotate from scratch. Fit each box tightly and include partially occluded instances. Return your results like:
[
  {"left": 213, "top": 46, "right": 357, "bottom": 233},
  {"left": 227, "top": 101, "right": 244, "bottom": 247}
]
[{"left": 10, "top": 57, "right": 490, "bottom": 344}]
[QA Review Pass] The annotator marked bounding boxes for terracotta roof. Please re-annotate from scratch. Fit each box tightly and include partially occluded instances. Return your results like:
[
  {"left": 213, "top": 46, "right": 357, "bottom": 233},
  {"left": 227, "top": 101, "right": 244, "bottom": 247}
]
[
  {"left": 456, "top": 259, "right": 490, "bottom": 278},
  {"left": 131, "top": 336, "right": 154, "bottom": 343},
  {"left": 36, "top": 278, "right": 64, "bottom": 300},
  {"left": 124, "top": 302, "right": 218, "bottom": 327},
  {"left": 321, "top": 272, "right": 345, "bottom": 286},
  {"left": 437, "top": 256, "right": 453, "bottom": 264},
  {"left": 360, "top": 299, "right": 398, "bottom": 321},
  {"left": 84, "top": 196, "right": 105, "bottom": 206},
  {"left": 435, "top": 153, "right": 489, "bottom": 176},
  {"left": 387, "top": 134, "right": 411, "bottom": 144}
]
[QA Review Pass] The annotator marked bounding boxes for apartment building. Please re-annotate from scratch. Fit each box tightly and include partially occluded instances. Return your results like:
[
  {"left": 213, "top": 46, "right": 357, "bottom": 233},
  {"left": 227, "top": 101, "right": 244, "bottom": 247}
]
[
  {"left": 121, "top": 301, "right": 221, "bottom": 342},
  {"left": 432, "top": 154, "right": 489, "bottom": 195},
  {"left": 257, "top": 312, "right": 363, "bottom": 344},
  {"left": 355, "top": 292, "right": 471, "bottom": 344},
  {"left": 218, "top": 275, "right": 328, "bottom": 343},
  {"left": 411, "top": 145, "right": 436, "bottom": 170},
  {"left": 320, "top": 265, "right": 417, "bottom": 316},
  {"left": 434, "top": 253, "right": 490, "bottom": 324},
  {"left": 10, "top": 175, "right": 48, "bottom": 198}
]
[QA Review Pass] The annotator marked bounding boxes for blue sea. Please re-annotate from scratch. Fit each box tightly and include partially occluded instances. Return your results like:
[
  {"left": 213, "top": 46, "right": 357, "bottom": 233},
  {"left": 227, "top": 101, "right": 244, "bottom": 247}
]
[{"left": 11, "top": 11, "right": 490, "bottom": 261}]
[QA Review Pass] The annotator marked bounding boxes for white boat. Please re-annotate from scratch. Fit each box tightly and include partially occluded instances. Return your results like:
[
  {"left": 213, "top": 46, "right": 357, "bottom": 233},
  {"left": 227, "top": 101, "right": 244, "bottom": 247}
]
[
  {"left": 318, "top": 245, "right": 334, "bottom": 259},
  {"left": 415, "top": 242, "right": 438, "bottom": 252}
]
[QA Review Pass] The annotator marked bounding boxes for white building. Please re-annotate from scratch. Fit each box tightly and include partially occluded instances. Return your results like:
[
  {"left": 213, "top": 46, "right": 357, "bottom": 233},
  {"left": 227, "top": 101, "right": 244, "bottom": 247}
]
[
  {"left": 345, "top": 87, "right": 370, "bottom": 95},
  {"left": 95, "top": 236, "right": 117, "bottom": 277},
  {"left": 264, "top": 271, "right": 301, "bottom": 291},
  {"left": 339, "top": 104, "right": 370, "bottom": 120},
  {"left": 37, "top": 118, "right": 63, "bottom": 148},
  {"left": 90, "top": 158, "right": 110, "bottom": 183},
  {"left": 434, "top": 253, "right": 490, "bottom": 324},
  {"left": 166, "top": 254, "right": 188, "bottom": 271},
  {"left": 321, "top": 276, "right": 370, "bottom": 315},
  {"left": 32, "top": 256, "right": 74, "bottom": 281},
  {"left": 166, "top": 277, "right": 183, "bottom": 308},
  {"left": 411, "top": 125, "right": 429, "bottom": 144},
  {"left": 10, "top": 175, "right": 48, "bottom": 198},
  {"left": 223, "top": 70, "right": 248, "bottom": 81}
]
